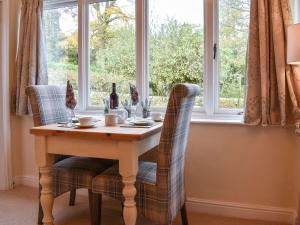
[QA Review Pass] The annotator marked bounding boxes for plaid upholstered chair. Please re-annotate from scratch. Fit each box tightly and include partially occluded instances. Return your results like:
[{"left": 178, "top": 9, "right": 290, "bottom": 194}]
[
  {"left": 26, "top": 85, "right": 116, "bottom": 225},
  {"left": 92, "top": 83, "right": 200, "bottom": 225}
]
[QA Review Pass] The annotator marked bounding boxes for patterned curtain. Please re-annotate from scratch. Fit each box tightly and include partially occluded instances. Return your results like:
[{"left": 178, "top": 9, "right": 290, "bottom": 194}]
[
  {"left": 15, "top": 0, "right": 48, "bottom": 115},
  {"left": 244, "top": 0, "right": 300, "bottom": 126}
]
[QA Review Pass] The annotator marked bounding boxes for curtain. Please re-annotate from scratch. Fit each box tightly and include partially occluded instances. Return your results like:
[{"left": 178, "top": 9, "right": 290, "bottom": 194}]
[
  {"left": 244, "top": 0, "right": 300, "bottom": 126},
  {"left": 15, "top": 0, "right": 48, "bottom": 115}
]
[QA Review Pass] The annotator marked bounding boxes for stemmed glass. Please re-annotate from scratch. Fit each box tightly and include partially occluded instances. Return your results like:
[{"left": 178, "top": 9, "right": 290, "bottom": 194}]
[{"left": 66, "top": 80, "right": 77, "bottom": 127}]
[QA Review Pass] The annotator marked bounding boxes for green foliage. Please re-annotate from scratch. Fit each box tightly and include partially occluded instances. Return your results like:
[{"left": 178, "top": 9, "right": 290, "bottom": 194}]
[
  {"left": 44, "top": 0, "right": 250, "bottom": 109},
  {"left": 218, "top": 0, "right": 250, "bottom": 107},
  {"left": 149, "top": 19, "right": 204, "bottom": 97},
  {"left": 141, "top": 98, "right": 151, "bottom": 112}
]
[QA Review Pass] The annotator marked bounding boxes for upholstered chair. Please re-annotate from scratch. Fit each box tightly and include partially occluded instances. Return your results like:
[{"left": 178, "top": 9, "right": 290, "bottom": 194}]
[
  {"left": 26, "top": 85, "right": 116, "bottom": 225},
  {"left": 92, "top": 83, "right": 200, "bottom": 225}
]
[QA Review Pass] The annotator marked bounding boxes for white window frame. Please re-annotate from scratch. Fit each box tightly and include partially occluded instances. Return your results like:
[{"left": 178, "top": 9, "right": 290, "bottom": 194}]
[{"left": 44, "top": 0, "right": 247, "bottom": 120}]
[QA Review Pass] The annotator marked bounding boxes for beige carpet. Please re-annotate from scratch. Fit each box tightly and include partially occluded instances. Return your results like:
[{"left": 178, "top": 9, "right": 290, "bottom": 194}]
[{"left": 0, "top": 186, "right": 289, "bottom": 225}]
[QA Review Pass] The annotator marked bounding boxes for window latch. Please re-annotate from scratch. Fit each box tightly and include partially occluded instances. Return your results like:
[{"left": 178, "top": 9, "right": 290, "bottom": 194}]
[{"left": 213, "top": 43, "right": 217, "bottom": 60}]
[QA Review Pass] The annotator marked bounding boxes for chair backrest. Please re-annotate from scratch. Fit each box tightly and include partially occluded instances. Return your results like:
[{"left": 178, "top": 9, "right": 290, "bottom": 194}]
[
  {"left": 26, "top": 85, "right": 69, "bottom": 126},
  {"left": 156, "top": 83, "right": 199, "bottom": 221}
]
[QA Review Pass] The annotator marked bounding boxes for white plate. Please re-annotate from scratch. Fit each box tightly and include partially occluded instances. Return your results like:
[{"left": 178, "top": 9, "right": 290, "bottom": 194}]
[
  {"left": 75, "top": 123, "right": 97, "bottom": 128},
  {"left": 133, "top": 119, "right": 155, "bottom": 126}
]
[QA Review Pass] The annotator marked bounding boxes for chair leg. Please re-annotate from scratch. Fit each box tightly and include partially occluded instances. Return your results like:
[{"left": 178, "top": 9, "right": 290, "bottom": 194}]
[
  {"left": 38, "top": 200, "right": 43, "bottom": 225},
  {"left": 89, "top": 190, "right": 102, "bottom": 225},
  {"left": 38, "top": 182, "right": 43, "bottom": 225},
  {"left": 69, "top": 189, "right": 76, "bottom": 206},
  {"left": 121, "top": 202, "right": 124, "bottom": 217},
  {"left": 180, "top": 203, "right": 189, "bottom": 225}
]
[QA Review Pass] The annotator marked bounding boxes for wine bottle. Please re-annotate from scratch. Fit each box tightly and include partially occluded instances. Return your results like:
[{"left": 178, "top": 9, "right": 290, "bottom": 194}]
[{"left": 110, "top": 83, "right": 119, "bottom": 109}]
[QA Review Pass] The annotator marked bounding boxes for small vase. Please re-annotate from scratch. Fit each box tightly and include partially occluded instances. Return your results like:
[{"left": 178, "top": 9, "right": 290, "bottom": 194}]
[
  {"left": 143, "top": 111, "right": 150, "bottom": 118},
  {"left": 127, "top": 111, "right": 131, "bottom": 118}
]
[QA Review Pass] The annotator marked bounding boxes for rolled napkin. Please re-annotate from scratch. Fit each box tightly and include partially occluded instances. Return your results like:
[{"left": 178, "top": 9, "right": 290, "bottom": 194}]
[
  {"left": 66, "top": 80, "right": 77, "bottom": 110},
  {"left": 129, "top": 83, "right": 139, "bottom": 106}
]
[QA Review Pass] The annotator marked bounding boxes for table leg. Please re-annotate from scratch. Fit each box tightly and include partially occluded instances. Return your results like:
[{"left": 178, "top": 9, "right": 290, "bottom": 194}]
[
  {"left": 40, "top": 166, "right": 54, "bottom": 225},
  {"left": 35, "top": 136, "right": 54, "bottom": 225},
  {"left": 122, "top": 176, "right": 137, "bottom": 225},
  {"left": 119, "top": 142, "right": 139, "bottom": 225}
]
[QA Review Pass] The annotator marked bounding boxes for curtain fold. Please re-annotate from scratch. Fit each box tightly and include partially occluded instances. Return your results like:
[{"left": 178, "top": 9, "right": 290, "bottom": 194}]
[
  {"left": 15, "top": 0, "right": 48, "bottom": 115},
  {"left": 244, "top": 0, "right": 300, "bottom": 126}
]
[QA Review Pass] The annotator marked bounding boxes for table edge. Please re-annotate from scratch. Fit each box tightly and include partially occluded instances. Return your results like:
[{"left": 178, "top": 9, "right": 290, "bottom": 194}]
[{"left": 30, "top": 124, "right": 162, "bottom": 141}]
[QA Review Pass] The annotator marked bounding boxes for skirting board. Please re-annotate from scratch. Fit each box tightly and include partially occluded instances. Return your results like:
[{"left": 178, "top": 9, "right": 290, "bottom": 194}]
[
  {"left": 14, "top": 175, "right": 39, "bottom": 188},
  {"left": 14, "top": 176, "right": 297, "bottom": 224},
  {"left": 187, "top": 197, "right": 297, "bottom": 225}
]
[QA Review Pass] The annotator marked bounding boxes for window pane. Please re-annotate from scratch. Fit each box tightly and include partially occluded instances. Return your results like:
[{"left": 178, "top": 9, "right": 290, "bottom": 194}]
[
  {"left": 89, "top": 0, "right": 135, "bottom": 107},
  {"left": 149, "top": 0, "right": 204, "bottom": 107},
  {"left": 44, "top": 6, "right": 79, "bottom": 99},
  {"left": 218, "top": 0, "right": 250, "bottom": 109}
]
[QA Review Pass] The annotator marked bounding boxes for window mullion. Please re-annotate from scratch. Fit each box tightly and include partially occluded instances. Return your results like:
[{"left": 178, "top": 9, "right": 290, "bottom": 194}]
[
  {"left": 204, "top": 0, "right": 215, "bottom": 115},
  {"left": 295, "top": 0, "right": 300, "bottom": 22},
  {"left": 78, "top": 0, "right": 89, "bottom": 110},
  {"left": 213, "top": 0, "right": 219, "bottom": 113},
  {"left": 136, "top": 0, "right": 148, "bottom": 101}
]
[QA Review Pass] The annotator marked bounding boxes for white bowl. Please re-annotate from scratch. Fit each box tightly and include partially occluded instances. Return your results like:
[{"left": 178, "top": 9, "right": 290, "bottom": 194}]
[
  {"left": 78, "top": 116, "right": 94, "bottom": 126},
  {"left": 151, "top": 112, "right": 162, "bottom": 121}
]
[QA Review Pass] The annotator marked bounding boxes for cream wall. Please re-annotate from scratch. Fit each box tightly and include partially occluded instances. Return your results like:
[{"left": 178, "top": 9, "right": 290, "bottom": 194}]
[
  {"left": 186, "top": 124, "right": 300, "bottom": 209},
  {"left": 7, "top": 0, "right": 300, "bottom": 222}
]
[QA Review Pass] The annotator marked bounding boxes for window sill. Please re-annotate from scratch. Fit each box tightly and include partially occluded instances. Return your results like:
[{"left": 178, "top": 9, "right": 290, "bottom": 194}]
[
  {"left": 190, "top": 117, "right": 243, "bottom": 125},
  {"left": 190, "top": 113, "right": 243, "bottom": 125},
  {"left": 76, "top": 109, "right": 244, "bottom": 125}
]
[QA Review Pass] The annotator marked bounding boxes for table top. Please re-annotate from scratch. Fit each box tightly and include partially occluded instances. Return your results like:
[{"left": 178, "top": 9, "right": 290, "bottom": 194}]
[{"left": 30, "top": 121, "right": 163, "bottom": 141}]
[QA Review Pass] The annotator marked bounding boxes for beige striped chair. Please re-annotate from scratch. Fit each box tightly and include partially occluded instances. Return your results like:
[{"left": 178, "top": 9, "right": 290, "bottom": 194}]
[
  {"left": 92, "top": 83, "right": 200, "bottom": 225},
  {"left": 26, "top": 85, "right": 116, "bottom": 225}
]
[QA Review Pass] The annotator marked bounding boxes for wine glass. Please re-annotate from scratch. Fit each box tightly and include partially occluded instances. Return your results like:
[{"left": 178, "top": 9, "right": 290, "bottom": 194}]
[{"left": 66, "top": 80, "right": 77, "bottom": 127}]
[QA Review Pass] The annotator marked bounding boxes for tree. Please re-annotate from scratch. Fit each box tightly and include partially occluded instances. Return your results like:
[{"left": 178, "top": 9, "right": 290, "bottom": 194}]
[
  {"left": 149, "top": 19, "right": 204, "bottom": 97},
  {"left": 44, "top": 9, "right": 66, "bottom": 62},
  {"left": 45, "top": 0, "right": 251, "bottom": 108},
  {"left": 89, "top": 1, "right": 134, "bottom": 66}
]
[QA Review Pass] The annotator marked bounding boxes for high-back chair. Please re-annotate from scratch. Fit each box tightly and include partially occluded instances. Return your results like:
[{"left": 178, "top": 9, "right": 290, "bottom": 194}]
[
  {"left": 26, "top": 85, "right": 116, "bottom": 225},
  {"left": 92, "top": 83, "right": 200, "bottom": 225}
]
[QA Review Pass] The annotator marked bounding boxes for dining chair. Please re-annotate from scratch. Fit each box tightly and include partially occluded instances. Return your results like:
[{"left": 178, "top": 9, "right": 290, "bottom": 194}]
[
  {"left": 91, "top": 83, "right": 200, "bottom": 225},
  {"left": 26, "top": 85, "right": 116, "bottom": 225}
]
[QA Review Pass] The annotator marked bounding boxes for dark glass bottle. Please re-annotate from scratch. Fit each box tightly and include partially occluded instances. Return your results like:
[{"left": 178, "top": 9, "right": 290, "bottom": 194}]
[{"left": 110, "top": 83, "right": 119, "bottom": 109}]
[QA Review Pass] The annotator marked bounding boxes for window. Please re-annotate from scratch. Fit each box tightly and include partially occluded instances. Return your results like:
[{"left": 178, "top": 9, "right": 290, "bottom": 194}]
[
  {"left": 44, "top": 3, "right": 79, "bottom": 99},
  {"left": 44, "top": 0, "right": 250, "bottom": 117},
  {"left": 88, "top": 0, "right": 136, "bottom": 107},
  {"left": 217, "top": 0, "right": 250, "bottom": 110},
  {"left": 149, "top": 0, "right": 204, "bottom": 108}
]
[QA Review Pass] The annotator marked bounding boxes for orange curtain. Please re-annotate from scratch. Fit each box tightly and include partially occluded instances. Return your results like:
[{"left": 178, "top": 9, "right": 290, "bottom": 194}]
[
  {"left": 15, "top": 0, "right": 48, "bottom": 115},
  {"left": 244, "top": 0, "right": 300, "bottom": 126}
]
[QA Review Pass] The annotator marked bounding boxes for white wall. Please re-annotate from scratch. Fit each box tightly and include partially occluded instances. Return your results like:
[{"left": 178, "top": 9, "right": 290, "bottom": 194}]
[{"left": 0, "top": 0, "right": 14, "bottom": 190}]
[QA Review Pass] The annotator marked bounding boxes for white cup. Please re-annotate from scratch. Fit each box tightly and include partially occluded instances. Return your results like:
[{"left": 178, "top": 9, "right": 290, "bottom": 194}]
[
  {"left": 110, "top": 109, "right": 128, "bottom": 124},
  {"left": 79, "top": 116, "right": 93, "bottom": 126},
  {"left": 105, "top": 113, "right": 118, "bottom": 126},
  {"left": 151, "top": 112, "right": 162, "bottom": 121}
]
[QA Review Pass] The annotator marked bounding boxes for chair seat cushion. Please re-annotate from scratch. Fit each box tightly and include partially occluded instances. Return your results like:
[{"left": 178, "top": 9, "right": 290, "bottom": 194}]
[
  {"left": 53, "top": 157, "right": 116, "bottom": 196},
  {"left": 92, "top": 161, "right": 157, "bottom": 201},
  {"left": 92, "top": 161, "right": 171, "bottom": 223}
]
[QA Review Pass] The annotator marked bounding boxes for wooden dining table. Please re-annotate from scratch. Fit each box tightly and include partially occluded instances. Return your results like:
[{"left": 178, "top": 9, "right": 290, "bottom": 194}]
[{"left": 30, "top": 121, "right": 163, "bottom": 225}]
